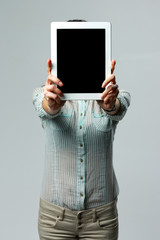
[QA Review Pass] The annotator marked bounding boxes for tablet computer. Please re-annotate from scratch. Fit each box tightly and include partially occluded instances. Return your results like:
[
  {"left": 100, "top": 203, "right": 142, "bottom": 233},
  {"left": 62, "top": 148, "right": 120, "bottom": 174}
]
[{"left": 50, "top": 21, "right": 112, "bottom": 100}]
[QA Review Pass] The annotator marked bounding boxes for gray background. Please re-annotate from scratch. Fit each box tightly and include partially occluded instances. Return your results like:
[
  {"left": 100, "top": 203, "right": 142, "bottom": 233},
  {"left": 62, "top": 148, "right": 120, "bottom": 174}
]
[{"left": 0, "top": 0, "right": 160, "bottom": 239}]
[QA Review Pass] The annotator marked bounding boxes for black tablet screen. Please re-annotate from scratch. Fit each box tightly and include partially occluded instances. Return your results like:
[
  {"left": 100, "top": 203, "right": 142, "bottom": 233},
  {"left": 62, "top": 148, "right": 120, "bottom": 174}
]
[{"left": 57, "top": 29, "right": 105, "bottom": 93}]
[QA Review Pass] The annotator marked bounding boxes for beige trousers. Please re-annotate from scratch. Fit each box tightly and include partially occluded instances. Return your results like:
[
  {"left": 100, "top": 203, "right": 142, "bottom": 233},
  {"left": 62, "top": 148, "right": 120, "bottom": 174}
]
[{"left": 38, "top": 197, "right": 119, "bottom": 240}]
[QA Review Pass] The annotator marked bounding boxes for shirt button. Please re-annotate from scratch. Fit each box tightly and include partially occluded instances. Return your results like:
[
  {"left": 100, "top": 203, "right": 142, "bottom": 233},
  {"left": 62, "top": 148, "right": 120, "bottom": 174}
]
[
  {"left": 80, "top": 113, "right": 83, "bottom": 116},
  {"left": 80, "top": 159, "right": 83, "bottom": 162},
  {"left": 80, "top": 125, "right": 82, "bottom": 129},
  {"left": 80, "top": 176, "right": 83, "bottom": 180},
  {"left": 80, "top": 144, "right": 83, "bottom": 147},
  {"left": 80, "top": 193, "right": 83, "bottom": 197}
]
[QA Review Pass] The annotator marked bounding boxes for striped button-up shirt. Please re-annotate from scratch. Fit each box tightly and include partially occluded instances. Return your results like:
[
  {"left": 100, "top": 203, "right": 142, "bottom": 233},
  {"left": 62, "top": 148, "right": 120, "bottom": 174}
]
[{"left": 32, "top": 87, "right": 131, "bottom": 210}]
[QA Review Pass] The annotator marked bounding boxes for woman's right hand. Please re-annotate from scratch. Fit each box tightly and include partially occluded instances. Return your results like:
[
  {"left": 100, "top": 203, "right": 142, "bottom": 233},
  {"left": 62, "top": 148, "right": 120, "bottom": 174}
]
[{"left": 43, "top": 59, "right": 66, "bottom": 112}]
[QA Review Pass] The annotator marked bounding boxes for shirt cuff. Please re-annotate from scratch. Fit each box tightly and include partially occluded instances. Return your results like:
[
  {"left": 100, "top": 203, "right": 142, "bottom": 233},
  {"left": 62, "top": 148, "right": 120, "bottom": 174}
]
[
  {"left": 102, "top": 90, "right": 131, "bottom": 121},
  {"left": 32, "top": 87, "right": 62, "bottom": 119}
]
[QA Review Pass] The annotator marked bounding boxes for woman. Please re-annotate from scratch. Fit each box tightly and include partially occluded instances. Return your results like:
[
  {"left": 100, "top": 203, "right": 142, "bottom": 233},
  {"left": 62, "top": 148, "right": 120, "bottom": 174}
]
[{"left": 32, "top": 19, "right": 131, "bottom": 240}]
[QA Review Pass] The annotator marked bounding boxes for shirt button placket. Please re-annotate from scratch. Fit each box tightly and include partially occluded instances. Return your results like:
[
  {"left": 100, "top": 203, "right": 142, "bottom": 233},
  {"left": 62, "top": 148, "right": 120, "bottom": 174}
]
[{"left": 77, "top": 100, "right": 86, "bottom": 209}]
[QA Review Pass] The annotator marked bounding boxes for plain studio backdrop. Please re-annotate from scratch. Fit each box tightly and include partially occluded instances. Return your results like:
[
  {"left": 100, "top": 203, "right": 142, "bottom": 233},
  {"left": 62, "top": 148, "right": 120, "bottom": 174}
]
[{"left": 0, "top": 0, "right": 159, "bottom": 239}]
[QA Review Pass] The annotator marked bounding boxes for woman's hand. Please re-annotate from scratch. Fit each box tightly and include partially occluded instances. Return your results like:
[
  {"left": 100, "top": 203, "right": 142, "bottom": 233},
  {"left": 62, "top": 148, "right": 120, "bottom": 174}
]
[
  {"left": 97, "top": 59, "right": 120, "bottom": 114},
  {"left": 43, "top": 59, "right": 66, "bottom": 113}
]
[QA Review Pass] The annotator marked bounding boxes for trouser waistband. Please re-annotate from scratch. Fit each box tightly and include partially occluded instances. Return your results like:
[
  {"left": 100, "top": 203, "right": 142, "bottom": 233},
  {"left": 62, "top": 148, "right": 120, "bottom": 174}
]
[{"left": 39, "top": 197, "right": 118, "bottom": 223}]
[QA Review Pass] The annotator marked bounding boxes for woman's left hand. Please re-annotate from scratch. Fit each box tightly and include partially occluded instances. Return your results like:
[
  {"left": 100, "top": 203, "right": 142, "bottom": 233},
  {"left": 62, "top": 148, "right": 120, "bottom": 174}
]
[{"left": 97, "top": 59, "right": 119, "bottom": 112}]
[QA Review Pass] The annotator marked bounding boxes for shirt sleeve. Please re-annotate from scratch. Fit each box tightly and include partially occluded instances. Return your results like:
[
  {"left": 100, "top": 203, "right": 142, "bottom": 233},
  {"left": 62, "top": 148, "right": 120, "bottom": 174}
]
[
  {"left": 32, "top": 87, "right": 62, "bottom": 120},
  {"left": 102, "top": 90, "right": 131, "bottom": 122}
]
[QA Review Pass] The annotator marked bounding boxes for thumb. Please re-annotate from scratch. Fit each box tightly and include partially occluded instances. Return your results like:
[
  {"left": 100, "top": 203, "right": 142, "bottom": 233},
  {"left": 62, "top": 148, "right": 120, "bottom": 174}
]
[
  {"left": 111, "top": 59, "right": 116, "bottom": 74},
  {"left": 47, "top": 59, "right": 52, "bottom": 75}
]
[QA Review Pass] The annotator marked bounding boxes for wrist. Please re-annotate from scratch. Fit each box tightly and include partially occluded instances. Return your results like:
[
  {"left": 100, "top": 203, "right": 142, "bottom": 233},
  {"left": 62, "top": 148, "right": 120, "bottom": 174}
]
[
  {"left": 103, "top": 98, "right": 120, "bottom": 115},
  {"left": 105, "top": 103, "right": 117, "bottom": 112}
]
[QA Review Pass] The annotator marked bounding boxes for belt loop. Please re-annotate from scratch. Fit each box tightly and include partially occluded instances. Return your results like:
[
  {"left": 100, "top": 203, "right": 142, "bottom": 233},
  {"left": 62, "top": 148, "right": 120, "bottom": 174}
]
[
  {"left": 59, "top": 208, "right": 65, "bottom": 221},
  {"left": 62, "top": 208, "right": 65, "bottom": 220},
  {"left": 92, "top": 209, "right": 97, "bottom": 222}
]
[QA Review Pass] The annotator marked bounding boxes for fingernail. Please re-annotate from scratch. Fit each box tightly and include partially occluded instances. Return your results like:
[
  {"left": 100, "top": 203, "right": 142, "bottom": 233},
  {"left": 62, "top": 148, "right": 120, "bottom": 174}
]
[
  {"left": 59, "top": 81, "right": 63, "bottom": 86},
  {"left": 101, "top": 95, "right": 104, "bottom": 99}
]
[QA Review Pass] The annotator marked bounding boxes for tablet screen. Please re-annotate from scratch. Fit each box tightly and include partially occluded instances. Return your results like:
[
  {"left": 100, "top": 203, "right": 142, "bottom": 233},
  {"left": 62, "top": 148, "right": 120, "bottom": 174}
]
[{"left": 57, "top": 29, "right": 105, "bottom": 93}]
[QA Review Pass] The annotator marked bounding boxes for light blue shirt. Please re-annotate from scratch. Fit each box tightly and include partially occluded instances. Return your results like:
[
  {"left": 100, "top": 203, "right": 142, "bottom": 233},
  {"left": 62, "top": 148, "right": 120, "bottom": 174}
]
[{"left": 32, "top": 87, "right": 131, "bottom": 210}]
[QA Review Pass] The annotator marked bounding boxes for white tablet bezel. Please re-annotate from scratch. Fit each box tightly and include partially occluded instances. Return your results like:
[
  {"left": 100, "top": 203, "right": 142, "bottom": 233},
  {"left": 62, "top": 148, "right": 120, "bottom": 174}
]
[{"left": 51, "top": 21, "right": 112, "bottom": 100}]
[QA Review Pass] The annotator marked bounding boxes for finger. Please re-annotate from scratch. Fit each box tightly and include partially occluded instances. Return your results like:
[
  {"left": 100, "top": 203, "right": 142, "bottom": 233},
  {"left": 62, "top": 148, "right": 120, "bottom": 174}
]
[
  {"left": 104, "top": 93, "right": 117, "bottom": 105},
  {"left": 107, "top": 94, "right": 117, "bottom": 103},
  {"left": 101, "top": 84, "right": 118, "bottom": 99},
  {"left": 45, "top": 91, "right": 62, "bottom": 104},
  {"left": 111, "top": 59, "right": 116, "bottom": 74},
  {"left": 104, "top": 89, "right": 119, "bottom": 103},
  {"left": 104, "top": 95, "right": 116, "bottom": 104},
  {"left": 108, "top": 96, "right": 117, "bottom": 104},
  {"left": 47, "top": 74, "right": 64, "bottom": 87},
  {"left": 46, "top": 84, "right": 64, "bottom": 97},
  {"left": 101, "top": 74, "right": 116, "bottom": 88},
  {"left": 47, "top": 59, "right": 52, "bottom": 75},
  {"left": 45, "top": 96, "right": 55, "bottom": 104},
  {"left": 104, "top": 88, "right": 119, "bottom": 101}
]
